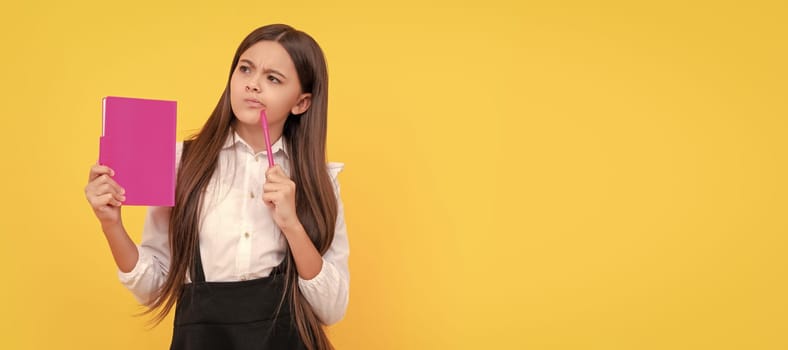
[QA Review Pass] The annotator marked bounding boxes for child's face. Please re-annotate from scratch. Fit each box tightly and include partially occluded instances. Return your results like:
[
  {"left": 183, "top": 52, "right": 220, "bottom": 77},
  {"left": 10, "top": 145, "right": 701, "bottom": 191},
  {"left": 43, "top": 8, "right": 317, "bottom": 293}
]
[{"left": 230, "top": 40, "right": 311, "bottom": 130}]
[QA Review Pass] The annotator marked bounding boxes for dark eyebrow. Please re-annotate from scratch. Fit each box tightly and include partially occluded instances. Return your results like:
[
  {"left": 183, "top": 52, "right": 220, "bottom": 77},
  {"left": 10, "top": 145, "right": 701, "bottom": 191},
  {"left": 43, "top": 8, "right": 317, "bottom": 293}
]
[{"left": 239, "top": 59, "right": 287, "bottom": 79}]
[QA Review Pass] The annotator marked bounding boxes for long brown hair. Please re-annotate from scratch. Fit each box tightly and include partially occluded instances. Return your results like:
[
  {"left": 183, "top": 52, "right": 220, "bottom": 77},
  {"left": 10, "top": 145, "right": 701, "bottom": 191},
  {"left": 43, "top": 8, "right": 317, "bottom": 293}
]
[{"left": 145, "top": 24, "right": 337, "bottom": 350}]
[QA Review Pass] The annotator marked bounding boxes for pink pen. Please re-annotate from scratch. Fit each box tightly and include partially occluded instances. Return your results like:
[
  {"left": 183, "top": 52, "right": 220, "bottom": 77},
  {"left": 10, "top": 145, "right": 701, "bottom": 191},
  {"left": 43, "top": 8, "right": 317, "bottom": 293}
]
[{"left": 260, "top": 109, "right": 275, "bottom": 167}]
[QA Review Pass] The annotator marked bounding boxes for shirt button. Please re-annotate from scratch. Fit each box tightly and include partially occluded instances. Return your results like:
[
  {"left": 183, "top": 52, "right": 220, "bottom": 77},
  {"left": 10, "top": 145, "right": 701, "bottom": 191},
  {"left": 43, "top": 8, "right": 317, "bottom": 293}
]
[
  {"left": 250, "top": 191, "right": 255, "bottom": 199},
  {"left": 244, "top": 232, "right": 250, "bottom": 238},
  {"left": 254, "top": 156, "right": 259, "bottom": 162}
]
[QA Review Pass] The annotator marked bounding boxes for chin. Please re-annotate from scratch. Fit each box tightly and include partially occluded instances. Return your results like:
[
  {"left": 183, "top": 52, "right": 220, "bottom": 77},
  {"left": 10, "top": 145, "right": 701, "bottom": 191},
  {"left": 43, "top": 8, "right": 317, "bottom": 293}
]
[
  {"left": 237, "top": 116, "right": 260, "bottom": 126},
  {"left": 231, "top": 109, "right": 259, "bottom": 125}
]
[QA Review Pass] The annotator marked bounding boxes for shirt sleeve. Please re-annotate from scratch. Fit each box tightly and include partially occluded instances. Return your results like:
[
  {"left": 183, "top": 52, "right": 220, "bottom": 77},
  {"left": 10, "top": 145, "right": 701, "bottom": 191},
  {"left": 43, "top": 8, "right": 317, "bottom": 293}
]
[
  {"left": 117, "top": 142, "right": 182, "bottom": 305},
  {"left": 298, "top": 162, "right": 350, "bottom": 325},
  {"left": 117, "top": 206, "right": 172, "bottom": 305}
]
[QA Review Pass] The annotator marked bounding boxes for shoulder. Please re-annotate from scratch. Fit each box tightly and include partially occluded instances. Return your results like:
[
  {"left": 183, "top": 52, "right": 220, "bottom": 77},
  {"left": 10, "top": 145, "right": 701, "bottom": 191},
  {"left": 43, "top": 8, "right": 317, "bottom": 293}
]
[
  {"left": 327, "top": 162, "right": 344, "bottom": 180},
  {"left": 327, "top": 162, "right": 345, "bottom": 194}
]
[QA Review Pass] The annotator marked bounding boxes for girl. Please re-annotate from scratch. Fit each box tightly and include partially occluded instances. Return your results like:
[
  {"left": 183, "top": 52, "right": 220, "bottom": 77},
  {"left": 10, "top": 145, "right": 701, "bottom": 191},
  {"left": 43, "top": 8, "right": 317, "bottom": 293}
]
[{"left": 84, "top": 24, "right": 349, "bottom": 350}]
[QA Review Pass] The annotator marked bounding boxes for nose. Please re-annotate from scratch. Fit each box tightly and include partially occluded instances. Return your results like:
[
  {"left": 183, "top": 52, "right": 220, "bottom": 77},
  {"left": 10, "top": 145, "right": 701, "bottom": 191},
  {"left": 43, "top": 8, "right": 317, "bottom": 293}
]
[{"left": 245, "top": 80, "right": 261, "bottom": 93}]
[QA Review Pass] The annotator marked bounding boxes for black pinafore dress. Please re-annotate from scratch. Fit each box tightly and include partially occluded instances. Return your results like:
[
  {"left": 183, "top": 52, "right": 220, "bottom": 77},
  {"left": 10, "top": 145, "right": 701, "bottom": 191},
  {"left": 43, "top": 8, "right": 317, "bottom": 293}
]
[{"left": 169, "top": 242, "right": 306, "bottom": 349}]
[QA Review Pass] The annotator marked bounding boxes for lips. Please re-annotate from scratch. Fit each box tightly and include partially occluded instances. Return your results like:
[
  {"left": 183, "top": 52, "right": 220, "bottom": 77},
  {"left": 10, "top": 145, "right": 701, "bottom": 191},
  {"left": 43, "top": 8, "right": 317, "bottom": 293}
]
[{"left": 244, "top": 98, "right": 264, "bottom": 108}]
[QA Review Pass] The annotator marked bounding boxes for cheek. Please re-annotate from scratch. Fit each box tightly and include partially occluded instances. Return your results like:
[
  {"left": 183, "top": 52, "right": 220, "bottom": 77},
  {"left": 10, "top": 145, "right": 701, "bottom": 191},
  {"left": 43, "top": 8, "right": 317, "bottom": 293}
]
[
  {"left": 277, "top": 87, "right": 298, "bottom": 105},
  {"left": 230, "top": 79, "right": 249, "bottom": 109},
  {"left": 286, "top": 91, "right": 305, "bottom": 112},
  {"left": 228, "top": 77, "right": 243, "bottom": 114},
  {"left": 229, "top": 75, "right": 241, "bottom": 96}
]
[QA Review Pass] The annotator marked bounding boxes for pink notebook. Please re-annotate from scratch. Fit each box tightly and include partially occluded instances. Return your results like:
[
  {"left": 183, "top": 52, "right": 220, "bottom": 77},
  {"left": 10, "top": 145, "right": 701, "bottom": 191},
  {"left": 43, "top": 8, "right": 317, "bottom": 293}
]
[{"left": 99, "top": 96, "right": 177, "bottom": 206}]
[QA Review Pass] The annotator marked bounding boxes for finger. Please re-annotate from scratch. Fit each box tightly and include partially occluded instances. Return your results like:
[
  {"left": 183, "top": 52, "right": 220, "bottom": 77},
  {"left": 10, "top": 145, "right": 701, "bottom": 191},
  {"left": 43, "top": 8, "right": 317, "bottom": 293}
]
[
  {"left": 91, "top": 174, "right": 111, "bottom": 186},
  {"left": 85, "top": 179, "right": 104, "bottom": 197},
  {"left": 262, "top": 192, "right": 280, "bottom": 205},
  {"left": 104, "top": 177, "right": 125, "bottom": 196},
  {"left": 92, "top": 175, "right": 125, "bottom": 195},
  {"left": 263, "top": 183, "right": 288, "bottom": 193},
  {"left": 86, "top": 181, "right": 110, "bottom": 199},
  {"left": 265, "top": 165, "right": 282, "bottom": 175},
  {"left": 87, "top": 194, "right": 100, "bottom": 208},
  {"left": 90, "top": 164, "right": 115, "bottom": 182},
  {"left": 96, "top": 184, "right": 127, "bottom": 203},
  {"left": 266, "top": 173, "right": 295, "bottom": 189},
  {"left": 104, "top": 193, "right": 124, "bottom": 207},
  {"left": 264, "top": 169, "right": 278, "bottom": 183},
  {"left": 264, "top": 173, "right": 282, "bottom": 185},
  {"left": 95, "top": 193, "right": 123, "bottom": 207},
  {"left": 265, "top": 166, "right": 289, "bottom": 181}
]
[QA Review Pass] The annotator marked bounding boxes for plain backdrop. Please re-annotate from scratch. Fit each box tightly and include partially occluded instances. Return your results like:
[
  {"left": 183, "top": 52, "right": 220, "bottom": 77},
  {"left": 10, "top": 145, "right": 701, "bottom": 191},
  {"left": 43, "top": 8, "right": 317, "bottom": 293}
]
[{"left": 1, "top": 1, "right": 786, "bottom": 349}]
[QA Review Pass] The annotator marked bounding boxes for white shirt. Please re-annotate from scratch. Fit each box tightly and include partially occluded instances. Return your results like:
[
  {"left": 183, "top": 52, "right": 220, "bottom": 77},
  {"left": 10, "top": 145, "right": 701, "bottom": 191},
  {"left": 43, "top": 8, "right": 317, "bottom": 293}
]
[{"left": 118, "top": 131, "right": 350, "bottom": 325}]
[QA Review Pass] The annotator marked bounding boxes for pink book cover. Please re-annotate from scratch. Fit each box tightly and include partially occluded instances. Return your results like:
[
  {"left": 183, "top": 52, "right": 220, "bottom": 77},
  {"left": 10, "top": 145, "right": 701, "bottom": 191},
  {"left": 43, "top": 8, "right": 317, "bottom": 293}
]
[{"left": 98, "top": 96, "right": 177, "bottom": 206}]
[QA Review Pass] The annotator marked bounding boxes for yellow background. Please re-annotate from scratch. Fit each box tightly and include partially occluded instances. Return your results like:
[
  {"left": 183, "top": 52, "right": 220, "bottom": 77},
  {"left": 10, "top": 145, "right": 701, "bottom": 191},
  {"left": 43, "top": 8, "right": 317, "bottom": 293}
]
[{"left": 1, "top": 0, "right": 786, "bottom": 349}]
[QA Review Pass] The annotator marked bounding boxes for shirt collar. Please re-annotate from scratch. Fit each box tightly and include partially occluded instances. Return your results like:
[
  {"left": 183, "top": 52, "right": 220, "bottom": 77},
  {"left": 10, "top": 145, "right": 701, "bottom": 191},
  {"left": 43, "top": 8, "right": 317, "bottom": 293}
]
[{"left": 222, "top": 130, "right": 288, "bottom": 157}]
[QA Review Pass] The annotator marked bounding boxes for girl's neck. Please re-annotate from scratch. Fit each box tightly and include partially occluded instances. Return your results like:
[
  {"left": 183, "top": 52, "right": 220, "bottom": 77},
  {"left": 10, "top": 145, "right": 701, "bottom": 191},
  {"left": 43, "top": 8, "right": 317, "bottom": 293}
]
[{"left": 231, "top": 119, "right": 284, "bottom": 154}]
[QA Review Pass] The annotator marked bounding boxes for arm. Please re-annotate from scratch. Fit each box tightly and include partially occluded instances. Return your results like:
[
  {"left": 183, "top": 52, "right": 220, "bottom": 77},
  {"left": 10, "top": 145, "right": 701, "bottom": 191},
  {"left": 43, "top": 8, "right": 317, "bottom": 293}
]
[
  {"left": 86, "top": 143, "right": 183, "bottom": 305},
  {"left": 102, "top": 221, "right": 139, "bottom": 273},
  {"left": 281, "top": 223, "right": 324, "bottom": 280},
  {"left": 295, "top": 193, "right": 350, "bottom": 326},
  {"left": 116, "top": 205, "right": 172, "bottom": 305},
  {"left": 85, "top": 166, "right": 172, "bottom": 306},
  {"left": 85, "top": 164, "right": 139, "bottom": 273},
  {"left": 263, "top": 163, "right": 350, "bottom": 325}
]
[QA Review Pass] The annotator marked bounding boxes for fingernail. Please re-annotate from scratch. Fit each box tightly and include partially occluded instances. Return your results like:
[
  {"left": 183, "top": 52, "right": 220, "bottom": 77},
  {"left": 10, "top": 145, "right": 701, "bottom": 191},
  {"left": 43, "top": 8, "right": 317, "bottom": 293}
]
[
  {"left": 120, "top": 188, "right": 126, "bottom": 195},
  {"left": 120, "top": 195, "right": 126, "bottom": 201},
  {"left": 111, "top": 170, "right": 115, "bottom": 176}
]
